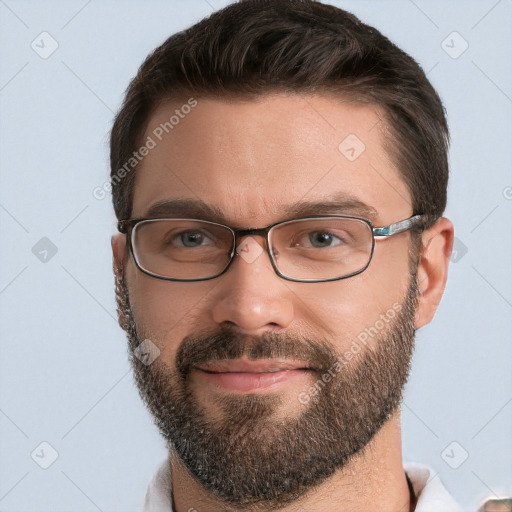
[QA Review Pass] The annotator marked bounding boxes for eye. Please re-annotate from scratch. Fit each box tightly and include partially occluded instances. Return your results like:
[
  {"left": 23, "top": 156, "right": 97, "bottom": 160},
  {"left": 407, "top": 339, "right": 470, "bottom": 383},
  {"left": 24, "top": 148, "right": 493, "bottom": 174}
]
[
  {"left": 171, "top": 230, "right": 215, "bottom": 248},
  {"left": 294, "top": 230, "right": 348, "bottom": 249},
  {"left": 307, "top": 231, "right": 343, "bottom": 248}
]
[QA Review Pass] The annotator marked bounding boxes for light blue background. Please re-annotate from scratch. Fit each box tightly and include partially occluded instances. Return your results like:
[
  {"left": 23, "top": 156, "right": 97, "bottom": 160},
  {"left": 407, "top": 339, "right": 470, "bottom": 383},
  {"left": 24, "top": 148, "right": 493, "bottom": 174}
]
[{"left": 1, "top": 1, "right": 511, "bottom": 511}]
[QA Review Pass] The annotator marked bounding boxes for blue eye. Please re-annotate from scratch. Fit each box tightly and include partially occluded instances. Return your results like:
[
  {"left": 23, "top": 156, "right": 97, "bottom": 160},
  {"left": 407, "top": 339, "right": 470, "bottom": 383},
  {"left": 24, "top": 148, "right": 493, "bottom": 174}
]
[
  {"left": 171, "top": 231, "right": 215, "bottom": 248},
  {"left": 307, "top": 232, "right": 344, "bottom": 248},
  {"left": 180, "top": 232, "right": 205, "bottom": 247}
]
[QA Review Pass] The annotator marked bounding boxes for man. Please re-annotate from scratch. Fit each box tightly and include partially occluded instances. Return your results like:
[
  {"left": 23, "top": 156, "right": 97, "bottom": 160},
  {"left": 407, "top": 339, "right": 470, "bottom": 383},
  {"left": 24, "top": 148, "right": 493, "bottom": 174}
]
[{"left": 109, "top": 1, "right": 459, "bottom": 510}]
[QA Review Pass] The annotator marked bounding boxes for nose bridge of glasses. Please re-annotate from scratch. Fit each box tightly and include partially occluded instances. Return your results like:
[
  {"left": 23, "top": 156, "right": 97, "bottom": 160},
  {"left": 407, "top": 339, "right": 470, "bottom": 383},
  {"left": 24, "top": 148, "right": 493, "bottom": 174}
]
[{"left": 233, "top": 227, "right": 271, "bottom": 251}]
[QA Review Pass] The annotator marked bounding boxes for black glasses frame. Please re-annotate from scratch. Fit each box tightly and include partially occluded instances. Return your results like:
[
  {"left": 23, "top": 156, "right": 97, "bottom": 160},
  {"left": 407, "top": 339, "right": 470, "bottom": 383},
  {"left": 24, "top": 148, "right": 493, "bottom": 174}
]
[{"left": 117, "top": 214, "right": 430, "bottom": 283}]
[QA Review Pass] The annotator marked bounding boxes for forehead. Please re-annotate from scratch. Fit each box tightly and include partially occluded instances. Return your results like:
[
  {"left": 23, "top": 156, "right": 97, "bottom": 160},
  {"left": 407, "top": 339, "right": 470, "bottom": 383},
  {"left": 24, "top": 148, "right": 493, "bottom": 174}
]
[{"left": 132, "top": 93, "right": 412, "bottom": 225}]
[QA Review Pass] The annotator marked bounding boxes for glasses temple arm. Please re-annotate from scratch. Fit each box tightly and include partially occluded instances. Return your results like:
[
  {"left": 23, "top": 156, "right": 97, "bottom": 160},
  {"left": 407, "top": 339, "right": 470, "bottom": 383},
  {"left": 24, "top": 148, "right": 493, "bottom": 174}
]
[{"left": 373, "top": 214, "right": 430, "bottom": 237}]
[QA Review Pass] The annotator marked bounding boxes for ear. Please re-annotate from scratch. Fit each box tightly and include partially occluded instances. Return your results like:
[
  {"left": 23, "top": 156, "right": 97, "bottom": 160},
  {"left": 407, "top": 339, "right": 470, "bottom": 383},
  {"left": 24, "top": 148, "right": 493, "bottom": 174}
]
[
  {"left": 111, "top": 233, "right": 127, "bottom": 278},
  {"left": 414, "top": 217, "right": 454, "bottom": 329}
]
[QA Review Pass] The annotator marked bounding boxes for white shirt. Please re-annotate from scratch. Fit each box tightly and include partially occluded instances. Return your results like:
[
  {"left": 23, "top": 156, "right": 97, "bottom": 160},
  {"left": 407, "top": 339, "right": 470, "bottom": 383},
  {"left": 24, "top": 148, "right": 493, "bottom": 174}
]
[{"left": 141, "top": 458, "right": 462, "bottom": 512}]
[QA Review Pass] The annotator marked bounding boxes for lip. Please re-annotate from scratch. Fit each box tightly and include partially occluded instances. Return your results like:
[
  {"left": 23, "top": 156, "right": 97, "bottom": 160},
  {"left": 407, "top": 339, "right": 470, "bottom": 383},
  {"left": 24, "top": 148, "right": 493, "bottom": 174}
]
[
  {"left": 196, "top": 359, "right": 314, "bottom": 373},
  {"left": 193, "top": 359, "right": 315, "bottom": 393}
]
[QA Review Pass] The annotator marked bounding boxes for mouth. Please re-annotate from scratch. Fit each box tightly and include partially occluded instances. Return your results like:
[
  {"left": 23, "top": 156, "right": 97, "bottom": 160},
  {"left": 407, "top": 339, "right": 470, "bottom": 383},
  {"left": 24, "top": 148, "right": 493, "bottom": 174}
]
[
  {"left": 193, "top": 359, "right": 315, "bottom": 393},
  {"left": 197, "top": 359, "right": 315, "bottom": 373}
]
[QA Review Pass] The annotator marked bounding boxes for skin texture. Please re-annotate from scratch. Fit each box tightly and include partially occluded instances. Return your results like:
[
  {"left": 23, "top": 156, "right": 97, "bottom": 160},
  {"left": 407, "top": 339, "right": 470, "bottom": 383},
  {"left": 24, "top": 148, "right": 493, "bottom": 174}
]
[{"left": 111, "top": 93, "right": 454, "bottom": 511}]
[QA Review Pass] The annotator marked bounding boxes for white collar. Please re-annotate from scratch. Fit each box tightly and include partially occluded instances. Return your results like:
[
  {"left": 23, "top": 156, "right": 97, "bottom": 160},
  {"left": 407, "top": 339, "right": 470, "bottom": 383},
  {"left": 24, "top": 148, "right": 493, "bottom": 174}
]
[
  {"left": 141, "top": 458, "right": 462, "bottom": 512},
  {"left": 404, "top": 462, "right": 462, "bottom": 512}
]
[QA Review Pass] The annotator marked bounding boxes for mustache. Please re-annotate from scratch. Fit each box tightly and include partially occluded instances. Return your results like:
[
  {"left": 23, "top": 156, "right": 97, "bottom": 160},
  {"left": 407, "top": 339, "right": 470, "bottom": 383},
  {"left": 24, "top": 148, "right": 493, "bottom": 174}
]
[{"left": 175, "top": 327, "right": 338, "bottom": 379}]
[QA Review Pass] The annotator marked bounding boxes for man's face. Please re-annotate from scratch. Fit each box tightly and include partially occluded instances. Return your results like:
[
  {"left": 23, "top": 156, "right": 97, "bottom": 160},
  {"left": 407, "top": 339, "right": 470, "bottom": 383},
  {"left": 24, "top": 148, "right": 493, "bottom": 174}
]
[{"left": 113, "top": 94, "right": 420, "bottom": 506}]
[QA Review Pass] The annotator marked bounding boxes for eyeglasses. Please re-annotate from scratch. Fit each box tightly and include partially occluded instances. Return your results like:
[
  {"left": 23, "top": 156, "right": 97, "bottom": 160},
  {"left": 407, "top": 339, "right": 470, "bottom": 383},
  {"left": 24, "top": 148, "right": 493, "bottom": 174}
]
[{"left": 117, "top": 214, "right": 429, "bottom": 283}]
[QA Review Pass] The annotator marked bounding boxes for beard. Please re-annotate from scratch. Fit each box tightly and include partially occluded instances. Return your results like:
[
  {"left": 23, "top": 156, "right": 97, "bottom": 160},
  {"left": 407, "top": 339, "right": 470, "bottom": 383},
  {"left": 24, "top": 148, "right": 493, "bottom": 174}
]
[{"left": 115, "top": 269, "right": 418, "bottom": 509}]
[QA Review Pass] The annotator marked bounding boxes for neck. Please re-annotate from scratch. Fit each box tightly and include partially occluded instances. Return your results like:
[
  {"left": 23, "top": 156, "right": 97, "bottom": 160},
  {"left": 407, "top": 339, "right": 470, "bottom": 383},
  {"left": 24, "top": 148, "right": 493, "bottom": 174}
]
[{"left": 169, "top": 410, "right": 413, "bottom": 512}]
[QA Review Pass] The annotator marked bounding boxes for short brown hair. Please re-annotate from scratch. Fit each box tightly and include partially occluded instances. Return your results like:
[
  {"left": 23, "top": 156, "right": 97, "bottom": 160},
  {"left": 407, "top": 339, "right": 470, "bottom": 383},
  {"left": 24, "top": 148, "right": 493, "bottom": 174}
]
[{"left": 110, "top": 0, "right": 449, "bottom": 226}]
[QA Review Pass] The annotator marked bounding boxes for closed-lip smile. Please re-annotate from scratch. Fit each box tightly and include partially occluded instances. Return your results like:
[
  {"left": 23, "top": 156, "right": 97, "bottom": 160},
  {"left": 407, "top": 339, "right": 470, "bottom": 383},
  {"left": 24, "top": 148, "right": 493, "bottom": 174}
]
[
  {"left": 196, "top": 358, "right": 314, "bottom": 373},
  {"left": 193, "top": 358, "right": 315, "bottom": 393}
]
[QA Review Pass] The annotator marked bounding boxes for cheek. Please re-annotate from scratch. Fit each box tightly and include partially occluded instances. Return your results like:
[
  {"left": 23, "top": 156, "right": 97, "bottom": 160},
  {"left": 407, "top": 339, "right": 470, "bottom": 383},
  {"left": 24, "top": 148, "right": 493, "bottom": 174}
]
[
  {"left": 292, "top": 243, "right": 411, "bottom": 345},
  {"left": 371, "top": 238, "right": 414, "bottom": 299},
  {"left": 126, "top": 261, "right": 217, "bottom": 361},
  {"left": 293, "top": 280, "right": 381, "bottom": 343}
]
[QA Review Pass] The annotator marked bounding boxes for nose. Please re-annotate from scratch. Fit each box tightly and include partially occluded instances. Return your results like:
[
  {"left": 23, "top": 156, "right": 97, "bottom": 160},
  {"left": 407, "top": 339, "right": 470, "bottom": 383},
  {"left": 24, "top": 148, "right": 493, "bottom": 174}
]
[{"left": 210, "top": 235, "right": 295, "bottom": 334}]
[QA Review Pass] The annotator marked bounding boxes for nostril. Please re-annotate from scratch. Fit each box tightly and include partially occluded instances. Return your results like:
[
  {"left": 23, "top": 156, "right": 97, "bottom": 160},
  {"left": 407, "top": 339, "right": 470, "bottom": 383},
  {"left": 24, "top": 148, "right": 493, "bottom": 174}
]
[{"left": 220, "top": 320, "right": 237, "bottom": 329}]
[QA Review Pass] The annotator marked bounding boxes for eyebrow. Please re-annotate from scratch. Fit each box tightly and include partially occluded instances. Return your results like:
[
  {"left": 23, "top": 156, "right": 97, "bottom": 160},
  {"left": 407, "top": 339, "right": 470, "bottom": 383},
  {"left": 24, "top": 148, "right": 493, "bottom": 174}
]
[
  {"left": 282, "top": 194, "right": 378, "bottom": 221},
  {"left": 141, "top": 193, "right": 378, "bottom": 226}
]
